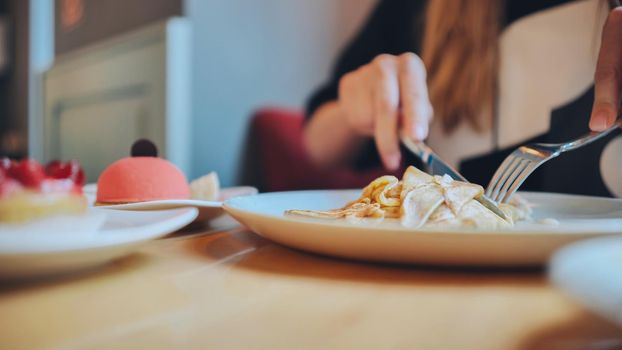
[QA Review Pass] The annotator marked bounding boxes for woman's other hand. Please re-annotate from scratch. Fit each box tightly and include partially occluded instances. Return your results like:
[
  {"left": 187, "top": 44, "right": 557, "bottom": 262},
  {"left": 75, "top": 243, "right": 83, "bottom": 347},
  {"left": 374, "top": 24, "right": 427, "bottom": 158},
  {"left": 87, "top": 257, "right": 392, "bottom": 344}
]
[
  {"left": 338, "top": 52, "right": 433, "bottom": 170},
  {"left": 590, "top": 7, "right": 622, "bottom": 131}
]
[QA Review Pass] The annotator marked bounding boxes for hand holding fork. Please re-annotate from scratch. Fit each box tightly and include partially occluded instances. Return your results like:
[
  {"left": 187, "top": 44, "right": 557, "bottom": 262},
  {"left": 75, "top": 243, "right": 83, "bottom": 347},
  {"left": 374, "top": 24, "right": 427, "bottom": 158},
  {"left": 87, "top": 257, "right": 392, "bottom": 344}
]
[{"left": 485, "top": 119, "right": 622, "bottom": 204}]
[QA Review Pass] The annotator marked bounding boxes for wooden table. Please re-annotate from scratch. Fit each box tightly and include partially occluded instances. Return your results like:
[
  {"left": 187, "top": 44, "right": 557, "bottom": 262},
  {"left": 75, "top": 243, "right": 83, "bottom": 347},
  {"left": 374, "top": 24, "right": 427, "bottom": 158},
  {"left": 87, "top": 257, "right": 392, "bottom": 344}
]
[{"left": 1, "top": 221, "right": 621, "bottom": 350}]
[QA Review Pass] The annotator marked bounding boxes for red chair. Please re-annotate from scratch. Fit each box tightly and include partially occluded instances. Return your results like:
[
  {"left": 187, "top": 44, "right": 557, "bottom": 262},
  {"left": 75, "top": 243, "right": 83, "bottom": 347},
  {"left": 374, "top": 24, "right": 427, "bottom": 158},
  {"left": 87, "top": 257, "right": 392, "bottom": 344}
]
[{"left": 250, "top": 107, "right": 401, "bottom": 192}]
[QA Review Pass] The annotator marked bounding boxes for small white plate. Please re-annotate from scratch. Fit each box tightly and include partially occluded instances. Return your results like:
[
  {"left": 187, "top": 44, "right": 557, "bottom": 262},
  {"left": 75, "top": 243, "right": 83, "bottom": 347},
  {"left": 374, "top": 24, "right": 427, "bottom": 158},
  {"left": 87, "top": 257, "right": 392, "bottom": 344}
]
[
  {"left": 83, "top": 184, "right": 257, "bottom": 221},
  {"left": 0, "top": 207, "right": 198, "bottom": 279},
  {"left": 224, "top": 190, "right": 622, "bottom": 266},
  {"left": 550, "top": 237, "right": 622, "bottom": 327}
]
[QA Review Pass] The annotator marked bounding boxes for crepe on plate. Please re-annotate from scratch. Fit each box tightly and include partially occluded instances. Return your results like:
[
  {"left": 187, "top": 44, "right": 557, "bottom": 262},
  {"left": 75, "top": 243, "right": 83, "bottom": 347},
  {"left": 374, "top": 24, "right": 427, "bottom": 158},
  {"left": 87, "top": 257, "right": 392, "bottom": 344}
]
[{"left": 286, "top": 166, "right": 531, "bottom": 229}]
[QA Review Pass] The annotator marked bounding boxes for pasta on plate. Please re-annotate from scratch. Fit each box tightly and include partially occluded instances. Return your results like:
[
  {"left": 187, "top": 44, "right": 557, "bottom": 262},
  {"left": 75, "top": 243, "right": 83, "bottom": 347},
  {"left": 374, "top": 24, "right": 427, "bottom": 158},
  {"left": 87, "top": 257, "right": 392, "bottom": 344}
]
[{"left": 286, "top": 166, "right": 531, "bottom": 229}]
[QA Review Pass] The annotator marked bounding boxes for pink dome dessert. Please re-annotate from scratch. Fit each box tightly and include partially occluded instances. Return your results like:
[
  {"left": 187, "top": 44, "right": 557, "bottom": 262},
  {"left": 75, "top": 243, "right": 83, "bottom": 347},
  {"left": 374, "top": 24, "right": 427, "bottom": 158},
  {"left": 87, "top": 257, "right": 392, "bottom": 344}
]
[{"left": 96, "top": 157, "right": 190, "bottom": 204}]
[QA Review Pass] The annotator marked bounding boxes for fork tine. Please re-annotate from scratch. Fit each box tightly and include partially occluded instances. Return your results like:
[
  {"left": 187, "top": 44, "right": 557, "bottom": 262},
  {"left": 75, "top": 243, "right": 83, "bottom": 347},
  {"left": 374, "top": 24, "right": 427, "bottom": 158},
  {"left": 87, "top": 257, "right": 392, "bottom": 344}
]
[
  {"left": 486, "top": 155, "right": 521, "bottom": 201},
  {"left": 486, "top": 155, "right": 517, "bottom": 198},
  {"left": 500, "top": 161, "right": 540, "bottom": 203},
  {"left": 495, "top": 159, "right": 531, "bottom": 203}
]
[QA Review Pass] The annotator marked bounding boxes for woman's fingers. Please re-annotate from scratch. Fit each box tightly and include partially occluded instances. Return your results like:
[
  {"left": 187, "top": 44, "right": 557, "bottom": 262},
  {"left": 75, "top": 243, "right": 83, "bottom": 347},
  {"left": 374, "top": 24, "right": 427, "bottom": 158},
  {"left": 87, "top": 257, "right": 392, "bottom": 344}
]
[
  {"left": 337, "top": 52, "right": 432, "bottom": 170},
  {"left": 339, "top": 68, "right": 375, "bottom": 135},
  {"left": 372, "top": 55, "right": 401, "bottom": 170},
  {"left": 397, "top": 53, "right": 433, "bottom": 141},
  {"left": 591, "top": 7, "right": 622, "bottom": 131}
]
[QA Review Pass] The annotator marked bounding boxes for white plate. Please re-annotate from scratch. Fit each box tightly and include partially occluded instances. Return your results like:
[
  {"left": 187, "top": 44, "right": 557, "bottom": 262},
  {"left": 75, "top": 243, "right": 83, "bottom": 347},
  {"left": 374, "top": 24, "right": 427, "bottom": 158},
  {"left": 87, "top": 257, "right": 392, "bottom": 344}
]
[
  {"left": 0, "top": 207, "right": 198, "bottom": 279},
  {"left": 83, "top": 184, "right": 257, "bottom": 221},
  {"left": 550, "top": 237, "right": 622, "bottom": 327},
  {"left": 224, "top": 190, "right": 622, "bottom": 266}
]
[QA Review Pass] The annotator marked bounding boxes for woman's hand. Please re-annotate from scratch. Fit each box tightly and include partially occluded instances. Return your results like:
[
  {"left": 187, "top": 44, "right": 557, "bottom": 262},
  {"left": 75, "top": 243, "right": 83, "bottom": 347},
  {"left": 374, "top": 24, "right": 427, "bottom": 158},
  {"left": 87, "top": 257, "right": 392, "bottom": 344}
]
[
  {"left": 590, "top": 7, "right": 622, "bottom": 131},
  {"left": 338, "top": 52, "right": 433, "bottom": 170}
]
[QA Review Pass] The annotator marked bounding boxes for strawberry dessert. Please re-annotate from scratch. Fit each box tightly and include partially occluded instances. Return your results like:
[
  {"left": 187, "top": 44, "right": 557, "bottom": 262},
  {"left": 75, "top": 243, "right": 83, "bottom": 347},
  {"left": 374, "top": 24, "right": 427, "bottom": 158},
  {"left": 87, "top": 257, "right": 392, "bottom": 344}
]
[{"left": 0, "top": 158, "right": 87, "bottom": 223}]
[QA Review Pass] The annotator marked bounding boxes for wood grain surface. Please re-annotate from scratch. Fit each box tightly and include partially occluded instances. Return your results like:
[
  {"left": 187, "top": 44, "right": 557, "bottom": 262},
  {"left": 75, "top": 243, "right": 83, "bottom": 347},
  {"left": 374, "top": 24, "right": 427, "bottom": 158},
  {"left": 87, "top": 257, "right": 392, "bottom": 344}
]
[{"left": 1, "top": 226, "right": 621, "bottom": 350}]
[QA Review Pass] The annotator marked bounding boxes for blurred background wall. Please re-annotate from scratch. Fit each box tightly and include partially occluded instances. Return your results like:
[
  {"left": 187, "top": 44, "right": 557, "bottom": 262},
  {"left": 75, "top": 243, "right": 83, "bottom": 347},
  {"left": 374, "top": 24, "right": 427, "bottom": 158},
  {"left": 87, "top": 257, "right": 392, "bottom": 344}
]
[
  {"left": 2, "top": 0, "right": 377, "bottom": 185},
  {"left": 54, "top": 0, "right": 377, "bottom": 185},
  {"left": 185, "top": 0, "right": 375, "bottom": 186},
  {"left": 186, "top": 0, "right": 376, "bottom": 186}
]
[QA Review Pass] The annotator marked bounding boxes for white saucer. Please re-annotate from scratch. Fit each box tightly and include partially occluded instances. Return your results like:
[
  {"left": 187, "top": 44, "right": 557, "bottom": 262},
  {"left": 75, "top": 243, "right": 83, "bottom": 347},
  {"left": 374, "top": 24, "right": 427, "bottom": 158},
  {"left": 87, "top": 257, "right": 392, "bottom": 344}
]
[
  {"left": 0, "top": 207, "right": 198, "bottom": 279},
  {"left": 83, "top": 184, "right": 257, "bottom": 221}
]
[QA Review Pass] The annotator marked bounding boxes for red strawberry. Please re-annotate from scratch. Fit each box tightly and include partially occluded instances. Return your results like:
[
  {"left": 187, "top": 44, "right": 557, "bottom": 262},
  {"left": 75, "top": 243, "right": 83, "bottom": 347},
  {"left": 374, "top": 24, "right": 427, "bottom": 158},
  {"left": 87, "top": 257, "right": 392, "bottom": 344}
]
[
  {"left": 45, "top": 160, "right": 85, "bottom": 186},
  {"left": 45, "top": 160, "right": 64, "bottom": 177},
  {"left": 10, "top": 159, "right": 45, "bottom": 188},
  {"left": 66, "top": 160, "right": 85, "bottom": 186}
]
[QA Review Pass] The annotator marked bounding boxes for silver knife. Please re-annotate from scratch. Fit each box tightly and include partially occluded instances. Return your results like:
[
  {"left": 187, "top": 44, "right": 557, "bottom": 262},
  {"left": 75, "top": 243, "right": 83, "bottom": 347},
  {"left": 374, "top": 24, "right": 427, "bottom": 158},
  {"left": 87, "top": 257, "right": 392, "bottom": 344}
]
[{"left": 400, "top": 134, "right": 509, "bottom": 221}]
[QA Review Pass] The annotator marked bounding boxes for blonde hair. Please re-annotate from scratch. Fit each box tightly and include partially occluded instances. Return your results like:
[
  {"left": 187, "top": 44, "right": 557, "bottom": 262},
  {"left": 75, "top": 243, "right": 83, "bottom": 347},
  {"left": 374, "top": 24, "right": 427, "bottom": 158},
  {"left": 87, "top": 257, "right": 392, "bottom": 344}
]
[{"left": 422, "top": 0, "right": 503, "bottom": 133}]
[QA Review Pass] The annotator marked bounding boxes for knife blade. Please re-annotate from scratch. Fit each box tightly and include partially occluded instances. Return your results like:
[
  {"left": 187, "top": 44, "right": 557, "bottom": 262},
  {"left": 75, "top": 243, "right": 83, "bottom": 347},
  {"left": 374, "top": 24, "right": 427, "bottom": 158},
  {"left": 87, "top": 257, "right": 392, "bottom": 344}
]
[{"left": 400, "top": 134, "right": 509, "bottom": 221}]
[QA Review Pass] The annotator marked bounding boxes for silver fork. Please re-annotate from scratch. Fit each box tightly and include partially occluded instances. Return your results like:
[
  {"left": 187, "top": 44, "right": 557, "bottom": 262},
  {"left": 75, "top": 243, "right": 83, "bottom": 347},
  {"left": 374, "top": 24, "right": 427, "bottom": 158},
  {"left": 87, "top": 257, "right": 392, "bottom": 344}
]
[{"left": 485, "top": 118, "right": 622, "bottom": 203}]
